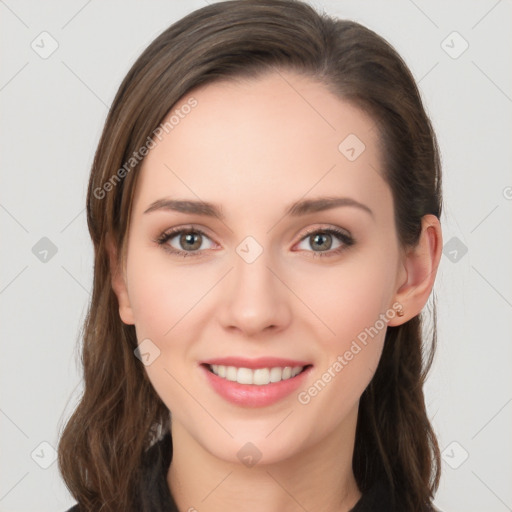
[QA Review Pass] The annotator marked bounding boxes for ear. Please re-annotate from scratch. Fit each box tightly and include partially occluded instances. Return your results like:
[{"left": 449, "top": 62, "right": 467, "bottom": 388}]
[
  {"left": 387, "top": 214, "right": 443, "bottom": 326},
  {"left": 106, "top": 232, "right": 135, "bottom": 325}
]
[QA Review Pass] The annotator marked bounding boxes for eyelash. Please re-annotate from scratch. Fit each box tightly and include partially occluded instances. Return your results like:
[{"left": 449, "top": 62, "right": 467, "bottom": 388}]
[{"left": 154, "top": 225, "right": 355, "bottom": 259}]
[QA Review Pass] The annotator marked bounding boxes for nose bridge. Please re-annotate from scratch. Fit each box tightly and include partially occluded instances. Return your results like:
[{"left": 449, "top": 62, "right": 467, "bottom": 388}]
[{"left": 218, "top": 237, "right": 291, "bottom": 335}]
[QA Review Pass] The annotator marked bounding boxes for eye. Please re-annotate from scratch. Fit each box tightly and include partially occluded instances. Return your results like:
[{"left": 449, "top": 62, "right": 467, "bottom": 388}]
[
  {"left": 155, "top": 227, "right": 216, "bottom": 257},
  {"left": 155, "top": 225, "right": 355, "bottom": 259},
  {"left": 295, "top": 227, "right": 355, "bottom": 258}
]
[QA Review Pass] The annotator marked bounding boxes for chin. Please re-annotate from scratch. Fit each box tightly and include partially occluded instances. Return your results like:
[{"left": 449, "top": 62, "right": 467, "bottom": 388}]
[{"left": 194, "top": 421, "right": 312, "bottom": 467}]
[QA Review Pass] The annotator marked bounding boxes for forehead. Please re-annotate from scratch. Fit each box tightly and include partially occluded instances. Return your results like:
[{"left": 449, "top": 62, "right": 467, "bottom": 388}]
[{"left": 132, "top": 70, "right": 391, "bottom": 222}]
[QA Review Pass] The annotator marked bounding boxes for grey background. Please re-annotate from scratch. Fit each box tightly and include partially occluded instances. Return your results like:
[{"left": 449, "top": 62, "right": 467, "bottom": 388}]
[{"left": 1, "top": 1, "right": 511, "bottom": 511}]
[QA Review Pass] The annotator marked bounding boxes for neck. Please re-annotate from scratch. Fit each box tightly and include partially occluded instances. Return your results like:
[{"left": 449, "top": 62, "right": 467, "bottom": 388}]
[{"left": 167, "top": 405, "right": 362, "bottom": 512}]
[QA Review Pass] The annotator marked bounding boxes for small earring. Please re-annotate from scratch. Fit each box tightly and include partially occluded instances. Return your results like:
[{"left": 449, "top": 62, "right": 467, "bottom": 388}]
[{"left": 397, "top": 309, "right": 405, "bottom": 317}]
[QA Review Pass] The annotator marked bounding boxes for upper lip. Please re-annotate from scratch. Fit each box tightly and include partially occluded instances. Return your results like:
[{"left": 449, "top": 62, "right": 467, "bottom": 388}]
[{"left": 201, "top": 356, "right": 312, "bottom": 369}]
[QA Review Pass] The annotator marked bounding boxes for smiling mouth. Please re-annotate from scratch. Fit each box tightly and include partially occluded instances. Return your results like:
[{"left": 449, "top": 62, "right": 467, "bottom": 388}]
[{"left": 204, "top": 364, "right": 312, "bottom": 385}]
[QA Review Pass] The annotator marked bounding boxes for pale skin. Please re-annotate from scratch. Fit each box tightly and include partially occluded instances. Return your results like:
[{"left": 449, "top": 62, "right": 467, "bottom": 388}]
[{"left": 108, "top": 70, "right": 442, "bottom": 512}]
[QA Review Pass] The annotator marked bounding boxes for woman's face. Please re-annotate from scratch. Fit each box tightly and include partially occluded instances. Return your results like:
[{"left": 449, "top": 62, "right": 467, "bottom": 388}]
[{"left": 114, "top": 70, "right": 408, "bottom": 464}]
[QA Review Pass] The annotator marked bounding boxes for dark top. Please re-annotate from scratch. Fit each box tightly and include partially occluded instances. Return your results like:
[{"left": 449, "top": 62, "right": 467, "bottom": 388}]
[{"left": 64, "top": 431, "right": 397, "bottom": 511}]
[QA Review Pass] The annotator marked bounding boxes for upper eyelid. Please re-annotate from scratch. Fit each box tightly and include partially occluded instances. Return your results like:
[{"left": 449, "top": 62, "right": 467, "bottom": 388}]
[
  {"left": 159, "top": 226, "right": 217, "bottom": 247},
  {"left": 159, "top": 224, "right": 214, "bottom": 240},
  {"left": 160, "top": 224, "right": 352, "bottom": 247},
  {"left": 299, "top": 225, "right": 351, "bottom": 238}
]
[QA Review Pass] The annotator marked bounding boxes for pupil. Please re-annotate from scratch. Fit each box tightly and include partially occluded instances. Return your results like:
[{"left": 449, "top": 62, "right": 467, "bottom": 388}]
[
  {"left": 181, "top": 232, "right": 201, "bottom": 250},
  {"left": 312, "top": 233, "right": 331, "bottom": 251}
]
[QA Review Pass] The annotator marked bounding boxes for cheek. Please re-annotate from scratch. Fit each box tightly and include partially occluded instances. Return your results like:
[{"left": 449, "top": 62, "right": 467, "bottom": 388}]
[
  {"left": 289, "top": 249, "right": 395, "bottom": 411},
  {"left": 290, "top": 248, "right": 396, "bottom": 347},
  {"left": 125, "top": 248, "right": 220, "bottom": 406},
  {"left": 294, "top": 271, "right": 389, "bottom": 432},
  {"left": 127, "top": 248, "right": 210, "bottom": 341},
  {"left": 126, "top": 250, "right": 210, "bottom": 414}
]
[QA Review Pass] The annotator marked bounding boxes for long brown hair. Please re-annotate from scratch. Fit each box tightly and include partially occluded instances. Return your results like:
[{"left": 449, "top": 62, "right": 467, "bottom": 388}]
[{"left": 57, "top": 1, "right": 443, "bottom": 510}]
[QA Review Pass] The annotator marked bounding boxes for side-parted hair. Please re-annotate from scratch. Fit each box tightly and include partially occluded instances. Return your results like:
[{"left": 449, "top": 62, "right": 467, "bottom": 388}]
[{"left": 57, "top": 1, "right": 443, "bottom": 510}]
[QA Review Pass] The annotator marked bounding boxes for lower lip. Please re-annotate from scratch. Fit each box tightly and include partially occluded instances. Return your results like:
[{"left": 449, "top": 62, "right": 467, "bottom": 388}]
[{"left": 201, "top": 364, "right": 312, "bottom": 408}]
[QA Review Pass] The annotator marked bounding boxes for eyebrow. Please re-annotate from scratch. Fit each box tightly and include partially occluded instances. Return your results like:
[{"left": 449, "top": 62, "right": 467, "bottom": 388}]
[{"left": 143, "top": 196, "right": 374, "bottom": 219}]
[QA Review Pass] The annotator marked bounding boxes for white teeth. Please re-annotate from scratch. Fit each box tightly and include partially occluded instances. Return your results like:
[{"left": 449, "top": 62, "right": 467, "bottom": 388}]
[
  {"left": 237, "top": 367, "right": 253, "bottom": 384},
  {"left": 291, "top": 366, "right": 302, "bottom": 377},
  {"left": 253, "top": 368, "right": 270, "bottom": 385},
  {"left": 269, "top": 367, "right": 282, "bottom": 382},
  {"left": 209, "top": 365, "right": 305, "bottom": 385},
  {"left": 226, "top": 366, "right": 237, "bottom": 381}
]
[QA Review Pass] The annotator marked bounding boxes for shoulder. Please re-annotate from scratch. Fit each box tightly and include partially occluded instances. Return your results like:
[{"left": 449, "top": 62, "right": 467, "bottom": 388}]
[
  {"left": 59, "top": 432, "right": 175, "bottom": 512},
  {"left": 350, "top": 478, "right": 393, "bottom": 511},
  {"left": 350, "top": 478, "right": 445, "bottom": 512}
]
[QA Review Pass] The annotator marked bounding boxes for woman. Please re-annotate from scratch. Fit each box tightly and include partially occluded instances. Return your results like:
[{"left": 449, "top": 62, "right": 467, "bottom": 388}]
[{"left": 58, "top": 1, "right": 444, "bottom": 510}]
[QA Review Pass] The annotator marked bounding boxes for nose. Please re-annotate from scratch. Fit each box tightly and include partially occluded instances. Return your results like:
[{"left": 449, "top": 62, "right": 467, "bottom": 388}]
[{"left": 217, "top": 249, "right": 292, "bottom": 338}]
